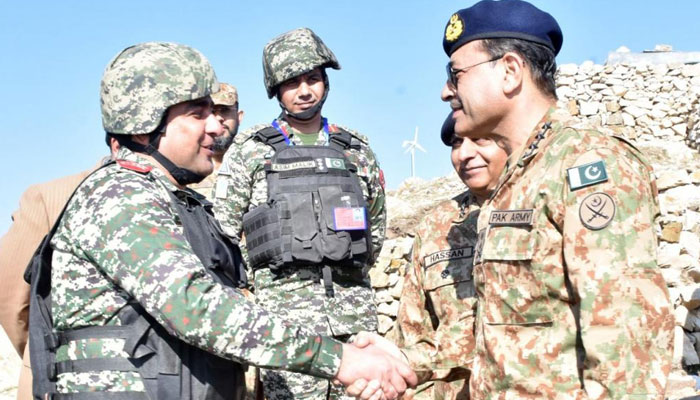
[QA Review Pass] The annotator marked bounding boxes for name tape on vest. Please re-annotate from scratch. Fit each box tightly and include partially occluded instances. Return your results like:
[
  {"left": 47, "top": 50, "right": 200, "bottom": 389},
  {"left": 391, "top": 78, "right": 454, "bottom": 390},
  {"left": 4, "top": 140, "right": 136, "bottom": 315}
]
[
  {"left": 270, "top": 160, "right": 317, "bottom": 172},
  {"left": 424, "top": 247, "right": 474, "bottom": 268},
  {"left": 489, "top": 209, "right": 534, "bottom": 226},
  {"left": 271, "top": 158, "right": 347, "bottom": 172}
]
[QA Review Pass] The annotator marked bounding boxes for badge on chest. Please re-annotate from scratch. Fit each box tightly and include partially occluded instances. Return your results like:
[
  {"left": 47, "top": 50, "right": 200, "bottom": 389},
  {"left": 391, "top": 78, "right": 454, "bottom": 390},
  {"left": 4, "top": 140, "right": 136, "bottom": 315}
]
[
  {"left": 333, "top": 207, "right": 367, "bottom": 230},
  {"left": 488, "top": 209, "right": 534, "bottom": 227},
  {"left": 424, "top": 247, "right": 474, "bottom": 269}
]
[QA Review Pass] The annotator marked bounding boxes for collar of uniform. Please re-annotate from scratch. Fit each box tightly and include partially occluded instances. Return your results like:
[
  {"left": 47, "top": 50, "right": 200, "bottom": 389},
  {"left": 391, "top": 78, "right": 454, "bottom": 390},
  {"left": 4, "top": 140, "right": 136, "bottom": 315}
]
[
  {"left": 277, "top": 117, "right": 328, "bottom": 146},
  {"left": 516, "top": 107, "right": 558, "bottom": 168},
  {"left": 487, "top": 107, "right": 556, "bottom": 201},
  {"left": 452, "top": 190, "right": 479, "bottom": 223},
  {"left": 114, "top": 146, "right": 180, "bottom": 193}
]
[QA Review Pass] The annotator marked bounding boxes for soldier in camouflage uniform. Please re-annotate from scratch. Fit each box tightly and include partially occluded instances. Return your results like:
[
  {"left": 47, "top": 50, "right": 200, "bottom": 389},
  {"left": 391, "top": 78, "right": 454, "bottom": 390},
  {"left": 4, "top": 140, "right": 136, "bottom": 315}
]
[
  {"left": 439, "top": 1, "right": 675, "bottom": 398},
  {"left": 190, "top": 82, "right": 244, "bottom": 199},
  {"left": 213, "top": 28, "right": 386, "bottom": 400},
  {"left": 393, "top": 114, "right": 508, "bottom": 400},
  {"left": 29, "top": 41, "right": 415, "bottom": 400}
]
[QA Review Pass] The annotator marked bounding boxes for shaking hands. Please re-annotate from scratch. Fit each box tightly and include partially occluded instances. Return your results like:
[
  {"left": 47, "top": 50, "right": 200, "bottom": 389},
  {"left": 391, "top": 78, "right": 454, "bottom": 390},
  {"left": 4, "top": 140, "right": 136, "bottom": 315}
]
[{"left": 334, "top": 332, "right": 416, "bottom": 400}]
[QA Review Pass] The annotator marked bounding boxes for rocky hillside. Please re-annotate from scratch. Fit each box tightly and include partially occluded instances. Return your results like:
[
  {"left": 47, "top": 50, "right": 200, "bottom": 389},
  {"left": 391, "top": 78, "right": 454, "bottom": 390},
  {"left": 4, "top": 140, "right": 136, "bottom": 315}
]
[{"left": 0, "top": 49, "right": 698, "bottom": 398}]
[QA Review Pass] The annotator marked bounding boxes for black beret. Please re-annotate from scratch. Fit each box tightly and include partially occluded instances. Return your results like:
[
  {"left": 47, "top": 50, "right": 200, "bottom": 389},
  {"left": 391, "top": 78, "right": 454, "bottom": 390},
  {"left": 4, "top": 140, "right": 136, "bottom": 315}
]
[
  {"left": 441, "top": 113, "right": 456, "bottom": 146},
  {"left": 443, "top": 0, "right": 563, "bottom": 57}
]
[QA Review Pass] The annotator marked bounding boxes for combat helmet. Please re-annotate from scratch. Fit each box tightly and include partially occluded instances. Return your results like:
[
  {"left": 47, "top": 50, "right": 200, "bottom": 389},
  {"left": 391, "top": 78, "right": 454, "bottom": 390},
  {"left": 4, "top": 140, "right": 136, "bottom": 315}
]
[
  {"left": 101, "top": 42, "right": 220, "bottom": 185},
  {"left": 262, "top": 27, "right": 340, "bottom": 120},
  {"left": 101, "top": 41, "right": 219, "bottom": 135}
]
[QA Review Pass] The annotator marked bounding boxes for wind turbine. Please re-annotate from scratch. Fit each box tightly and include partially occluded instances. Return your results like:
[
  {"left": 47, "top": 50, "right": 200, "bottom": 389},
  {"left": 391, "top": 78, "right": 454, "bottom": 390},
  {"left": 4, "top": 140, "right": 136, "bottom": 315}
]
[{"left": 402, "top": 126, "right": 426, "bottom": 178}]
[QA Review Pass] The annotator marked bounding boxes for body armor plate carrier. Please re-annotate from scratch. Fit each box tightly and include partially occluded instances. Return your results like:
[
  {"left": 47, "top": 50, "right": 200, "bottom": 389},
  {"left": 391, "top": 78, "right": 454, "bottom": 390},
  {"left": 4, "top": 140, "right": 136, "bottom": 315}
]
[
  {"left": 24, "top": 162, "right": 248, "bottom": 400},
  {"left": 242, "top": 127, "right": 372, "bottom": 296}
]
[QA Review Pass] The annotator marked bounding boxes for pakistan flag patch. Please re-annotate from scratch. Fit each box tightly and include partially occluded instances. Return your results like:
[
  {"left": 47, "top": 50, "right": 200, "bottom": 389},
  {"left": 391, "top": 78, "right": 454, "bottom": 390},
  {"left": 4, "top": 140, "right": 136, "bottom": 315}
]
[{"left": 567, "top": 160, "right": 608, "bottom": 191}]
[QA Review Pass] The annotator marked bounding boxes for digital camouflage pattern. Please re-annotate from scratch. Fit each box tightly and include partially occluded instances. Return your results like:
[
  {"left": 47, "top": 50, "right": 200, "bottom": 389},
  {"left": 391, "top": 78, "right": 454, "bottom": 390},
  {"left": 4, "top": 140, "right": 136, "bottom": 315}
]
[
  {"left": 191, "top": 130, "right": 254, "bottom": 200},
  {"left": 189, "top": 171, "right": 216, "bottom": 199},
  {"left": 394, "top": 191, "right": 479, "bottom": 400},
  {"left": 212, "top": 82, "right": 239, "bottom": 106},
  {"left": 50, "top": 147, "right": 343, "bottom": 395},
  {"left": 262, "top": 28, "right": 340, "bottom": 98},
  {"left": 213, "top": 118, "right": 385, "bottom": 400},
  {"left": 100, "top": 42, "right": 219, "bottom": 135},
  {"left": 470, "top": 109, "right": 674, "bottom": 399}
]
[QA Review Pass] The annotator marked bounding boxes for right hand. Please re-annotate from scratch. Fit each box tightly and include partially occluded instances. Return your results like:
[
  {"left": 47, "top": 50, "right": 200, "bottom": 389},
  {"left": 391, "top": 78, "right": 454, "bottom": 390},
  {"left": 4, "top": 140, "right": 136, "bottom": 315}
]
[{"left": 335, "top": 343, "right": 417, "bottom": 400}]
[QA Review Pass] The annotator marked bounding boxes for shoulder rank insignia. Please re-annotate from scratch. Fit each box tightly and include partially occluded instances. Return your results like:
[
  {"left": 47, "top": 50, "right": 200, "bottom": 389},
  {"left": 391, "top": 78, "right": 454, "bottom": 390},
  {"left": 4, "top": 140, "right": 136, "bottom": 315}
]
[
  {"left": 117, "top": 159, "right": 152, "bottom": 174},
  {"left": 567, "top": 160, "right": 608, "bottom": 191},
  {"left": 579, "top": 192, "right": 615, "bottom": 230},
  {"left": 217, "top": 161, "right": 231, "bottom": 176}
]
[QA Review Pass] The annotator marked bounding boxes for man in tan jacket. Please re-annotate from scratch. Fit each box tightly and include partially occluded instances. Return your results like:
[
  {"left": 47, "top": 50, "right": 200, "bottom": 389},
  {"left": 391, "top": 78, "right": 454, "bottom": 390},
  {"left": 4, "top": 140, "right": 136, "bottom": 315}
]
[
  {"left": 0, "top": 141, "right": 117, "bottom": 399},
  {"left": 0, "top": 171, "right": 90, "bottom": 398}
]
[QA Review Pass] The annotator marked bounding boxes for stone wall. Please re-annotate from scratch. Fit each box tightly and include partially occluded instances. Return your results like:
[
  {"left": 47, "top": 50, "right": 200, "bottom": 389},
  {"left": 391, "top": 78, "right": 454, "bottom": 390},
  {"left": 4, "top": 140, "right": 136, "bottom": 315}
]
[{"left": 374, "top": 55, "right": 700, "bottom": 398}]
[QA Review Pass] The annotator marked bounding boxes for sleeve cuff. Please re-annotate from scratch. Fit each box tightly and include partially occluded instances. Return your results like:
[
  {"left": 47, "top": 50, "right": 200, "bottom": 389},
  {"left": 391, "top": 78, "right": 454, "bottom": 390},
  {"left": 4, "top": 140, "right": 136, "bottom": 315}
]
[{"left": 307, "top": 336, "right": 343, "bottom": 379}]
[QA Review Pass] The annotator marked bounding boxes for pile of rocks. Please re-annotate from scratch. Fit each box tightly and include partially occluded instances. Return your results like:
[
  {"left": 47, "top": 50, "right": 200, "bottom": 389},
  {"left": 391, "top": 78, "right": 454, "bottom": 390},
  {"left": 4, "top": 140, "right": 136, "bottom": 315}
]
[{"left": 555, "top": 48, "right": 699, "bottom": 149}]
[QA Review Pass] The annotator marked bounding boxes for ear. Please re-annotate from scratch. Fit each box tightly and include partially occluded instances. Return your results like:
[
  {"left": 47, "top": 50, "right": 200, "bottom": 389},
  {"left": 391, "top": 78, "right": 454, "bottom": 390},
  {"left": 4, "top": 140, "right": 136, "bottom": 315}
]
[
  {"left": 131, "top": 134, "right": 151, "bottom": 146},
  {"left": 109, "top": 137, "right": 121, "bottom": 157},
  {"left": 238, "top": 109, "right": 245, "bottom": 123},
  {"left": 501, "top": 52, "right": 524, "bottom": 96}
]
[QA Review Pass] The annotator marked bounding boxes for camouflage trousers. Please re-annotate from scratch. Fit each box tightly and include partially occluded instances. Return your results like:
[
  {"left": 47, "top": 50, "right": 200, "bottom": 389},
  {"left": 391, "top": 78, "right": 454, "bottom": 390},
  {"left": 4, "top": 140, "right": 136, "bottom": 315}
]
[
  {"left": 408, "top": 379, "right": 468, "bottom": 400},
  {"left": 254, "top": 267, "right": 378, "bottom": 400},
  {"left": 260, "top": 366, "right": 353, "bottom": 400}
]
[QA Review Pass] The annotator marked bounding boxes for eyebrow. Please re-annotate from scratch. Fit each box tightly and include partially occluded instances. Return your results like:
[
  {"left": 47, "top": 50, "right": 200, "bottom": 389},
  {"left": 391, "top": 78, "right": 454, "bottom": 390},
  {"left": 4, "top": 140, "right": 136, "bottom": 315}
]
[{"left": 184, "top": 98, "right": 212, "bottom": 111}]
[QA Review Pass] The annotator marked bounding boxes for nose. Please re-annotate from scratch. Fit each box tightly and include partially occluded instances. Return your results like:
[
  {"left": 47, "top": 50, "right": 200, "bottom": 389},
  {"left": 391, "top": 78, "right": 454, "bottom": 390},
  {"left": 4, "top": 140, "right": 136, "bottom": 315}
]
[
  {"left": 441, "top": 81, "right": 455, "bottom": 102},
  {"left": 456, "top": 138, "right": 477, "bottom": 161},
  {"left": 205, "top": 112, "right": 224, "bottom": 137},
  {"left": 297, "top": 79, "right": 311, "bottom": 97}
]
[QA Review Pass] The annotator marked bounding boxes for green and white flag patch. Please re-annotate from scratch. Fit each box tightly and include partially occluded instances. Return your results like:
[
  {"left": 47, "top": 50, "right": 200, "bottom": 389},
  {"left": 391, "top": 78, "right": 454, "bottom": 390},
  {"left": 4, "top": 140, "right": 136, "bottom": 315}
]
[
  {"left": 325, "top": 158, "right": 346, "bottom": 169},
  {"left": 567, "top": 160, "right": 608, "bottom": 190}
]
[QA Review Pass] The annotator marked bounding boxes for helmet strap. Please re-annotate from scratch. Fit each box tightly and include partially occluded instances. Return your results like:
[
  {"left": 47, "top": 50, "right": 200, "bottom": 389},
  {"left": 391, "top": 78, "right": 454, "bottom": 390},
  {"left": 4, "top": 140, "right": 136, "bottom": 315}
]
[{"left": 110, "top": 130, "right": 207, "bottom": 185}]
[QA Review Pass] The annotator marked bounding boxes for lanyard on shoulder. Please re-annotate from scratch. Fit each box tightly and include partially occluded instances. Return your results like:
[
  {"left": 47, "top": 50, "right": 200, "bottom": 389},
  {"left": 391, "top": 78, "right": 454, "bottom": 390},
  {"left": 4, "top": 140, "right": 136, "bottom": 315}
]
[{"left": 271, "top": 118, "right": 331, "bottom": 146}]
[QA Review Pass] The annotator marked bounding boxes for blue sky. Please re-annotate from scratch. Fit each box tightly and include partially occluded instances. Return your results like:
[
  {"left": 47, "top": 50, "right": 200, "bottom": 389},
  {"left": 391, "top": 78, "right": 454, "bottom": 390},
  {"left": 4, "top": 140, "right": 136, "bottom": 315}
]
[{"left": 0, "top": 1, "right": 698, "bottom": 235}]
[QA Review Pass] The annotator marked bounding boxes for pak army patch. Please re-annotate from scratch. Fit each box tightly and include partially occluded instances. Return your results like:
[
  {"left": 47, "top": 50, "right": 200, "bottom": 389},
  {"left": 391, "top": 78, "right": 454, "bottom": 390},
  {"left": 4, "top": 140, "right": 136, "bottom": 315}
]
[
  {"left": 488, "top": 209, "right": 533, "bottom": 227},
  {"left": 579, "top": 192, "right": 616, "bottom": 230},
  {"left": 567, "top": 160, "right": 608, "bottom": 190}
]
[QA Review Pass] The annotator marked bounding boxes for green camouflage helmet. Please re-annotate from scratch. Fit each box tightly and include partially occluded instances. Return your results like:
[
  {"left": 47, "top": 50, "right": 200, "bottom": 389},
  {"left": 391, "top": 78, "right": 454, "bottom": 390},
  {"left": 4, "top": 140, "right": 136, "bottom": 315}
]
[
  {"left": 211, "top": 82, "right": 238, "bottom": 106},
  {"left": 101, "top": 41, "right": 220, "bottom": 135},
  {"left": 262, "top": 27, "right": 340, "bottom": 98}
]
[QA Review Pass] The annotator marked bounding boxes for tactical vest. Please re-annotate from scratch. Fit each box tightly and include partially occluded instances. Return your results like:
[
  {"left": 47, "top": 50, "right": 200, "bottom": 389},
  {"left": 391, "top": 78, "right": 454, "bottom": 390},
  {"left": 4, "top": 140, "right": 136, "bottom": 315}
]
[
  {"left": 242, "top": 127, "right": 372, "bottom": 295},
  {"left": 24, "top": 163, "right": 247, "bottom": 400}
]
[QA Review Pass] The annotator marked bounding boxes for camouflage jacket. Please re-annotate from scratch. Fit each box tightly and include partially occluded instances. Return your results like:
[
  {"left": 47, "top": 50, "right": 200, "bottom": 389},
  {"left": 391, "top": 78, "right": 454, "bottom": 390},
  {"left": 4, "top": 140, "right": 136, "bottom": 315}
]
[
  {"left": 189, "top": 167, "right": 217, "bottom": 199},
  {"left": 50, "top": 147, "right": 342, "bottom": 394},
  {"left": 395, "top": 191, "right": 479, "bottom": 399},
  {"left": 470, "top": 109, "right": 674, "bottom": 399},
  {"left": 212, "top": 118, "right": 385, "bottom": 336}
]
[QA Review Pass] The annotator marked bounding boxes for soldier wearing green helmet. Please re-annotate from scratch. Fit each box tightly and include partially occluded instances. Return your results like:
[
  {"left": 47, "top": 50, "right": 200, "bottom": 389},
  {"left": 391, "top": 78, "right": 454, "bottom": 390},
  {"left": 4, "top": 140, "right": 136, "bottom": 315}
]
[
  {"left": 213, "top": 28, "right": 388, "bottom": 400},
  {"left": 26, "top": 41, "right": 415, "bottom": 400}
]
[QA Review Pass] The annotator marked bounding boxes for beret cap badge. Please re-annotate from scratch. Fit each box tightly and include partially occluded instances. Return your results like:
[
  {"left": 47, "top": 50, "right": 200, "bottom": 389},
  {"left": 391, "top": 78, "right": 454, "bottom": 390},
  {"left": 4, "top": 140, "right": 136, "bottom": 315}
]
[{"left": 445, "top": 14, "right": 464, "bottom": 42}]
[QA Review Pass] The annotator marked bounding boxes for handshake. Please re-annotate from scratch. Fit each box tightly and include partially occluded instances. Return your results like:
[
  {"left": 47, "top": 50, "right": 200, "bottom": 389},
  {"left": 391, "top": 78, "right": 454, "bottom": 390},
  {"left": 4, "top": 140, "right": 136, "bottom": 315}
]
[{"left": 334, "top": 332, "right": 417, "bottom": 400}]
